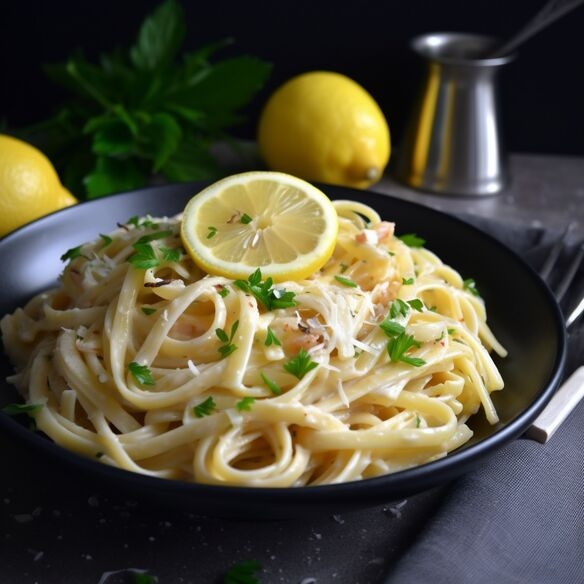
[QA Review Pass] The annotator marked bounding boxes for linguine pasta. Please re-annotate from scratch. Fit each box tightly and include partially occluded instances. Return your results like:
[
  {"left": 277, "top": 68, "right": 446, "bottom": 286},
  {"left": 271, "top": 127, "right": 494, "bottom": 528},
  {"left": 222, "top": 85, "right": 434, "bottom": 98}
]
[{"left": 0, "top": 200, "right": 506, "bottom": 487}]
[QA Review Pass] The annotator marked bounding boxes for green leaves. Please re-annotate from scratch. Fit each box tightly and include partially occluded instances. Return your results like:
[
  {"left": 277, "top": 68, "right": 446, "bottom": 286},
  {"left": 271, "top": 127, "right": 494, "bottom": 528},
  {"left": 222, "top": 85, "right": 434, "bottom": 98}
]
[
  {"left": 234, "top": 269, "right": 297, "bottom": 311},
  {"left": 397, "top": 233, "right": 426, "bottom": 248},
  {"left": 129, "top": 362, "right": 156, "bottom": 386},
  {"left": 216, "top": 321, "right": 239, "bottom": 359},
  {"left": 284, "top": 348, "right": 318, "bottom": 380},
  {"left": 17, "top": 0, "right": 271, "bottom": 199},
  {"left": 193, "top": 396, "right": 216, "bottom": 418},
  {"left": 1, "top": 403, "right": 43, "bottom": 416},
  {"left": 380, "top": 299, "right": 426, "bottom": 368},
  {"left": 130, "top": 0, "right": 186, "bottom": 72}
]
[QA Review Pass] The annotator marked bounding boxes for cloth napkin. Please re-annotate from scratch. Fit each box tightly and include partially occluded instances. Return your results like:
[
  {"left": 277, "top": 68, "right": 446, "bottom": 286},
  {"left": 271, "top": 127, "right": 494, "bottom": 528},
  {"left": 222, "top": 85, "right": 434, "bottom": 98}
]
[{"left": 384, "top": 215, "right": 584, "bottom": 584}]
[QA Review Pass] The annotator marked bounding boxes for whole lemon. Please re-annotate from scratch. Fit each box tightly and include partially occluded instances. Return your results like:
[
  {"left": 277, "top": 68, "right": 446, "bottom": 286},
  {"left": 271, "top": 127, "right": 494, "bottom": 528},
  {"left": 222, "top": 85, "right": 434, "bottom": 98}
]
[
  {"left": 257, "top": 71, "right": 390, "bottom": 189},
  {"left": 0, "top": 134, "right": 77, "bottom": 237}
]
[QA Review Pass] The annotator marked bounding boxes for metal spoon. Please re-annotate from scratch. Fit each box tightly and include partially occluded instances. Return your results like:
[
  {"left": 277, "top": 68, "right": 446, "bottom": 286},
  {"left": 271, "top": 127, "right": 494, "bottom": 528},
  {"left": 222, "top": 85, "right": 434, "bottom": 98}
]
[{"left": 487, "top": 0, "right": 584, "bottom": 58}]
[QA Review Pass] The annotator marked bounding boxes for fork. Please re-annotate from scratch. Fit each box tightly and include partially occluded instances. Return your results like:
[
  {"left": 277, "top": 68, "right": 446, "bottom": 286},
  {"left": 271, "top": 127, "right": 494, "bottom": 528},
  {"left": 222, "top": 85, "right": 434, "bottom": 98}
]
[{"left": 525, "top": 224, "right": 584, "bottom": 443}]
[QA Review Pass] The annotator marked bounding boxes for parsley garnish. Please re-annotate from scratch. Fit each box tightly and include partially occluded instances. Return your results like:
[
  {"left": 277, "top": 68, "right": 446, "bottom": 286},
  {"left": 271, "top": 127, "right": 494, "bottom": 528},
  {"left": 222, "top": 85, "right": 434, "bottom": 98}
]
[
  {"left": 193, "top": 396, "right": 216, "bottom": 418},
  {"left": 463, "top": 278, "right": 480, "bottom": 297},
  {"left": 234, "top": 269, "right": 297, "bottom": 311},
  {"left": 284, "top": 348, "right": 318, "bottom": 380},
  {"left": 216, "top": 321, "right": 239, "bottom": 358},
  {"left": 236, "top": 397, "right": 255, "bottom": 412},
  {"left": 398, "top": 233, "right": 426, "bottom": 248},
  {"left": 261, "top": 372, "right": 282, "bottom": 395},
  {"left": 408, "top": 299, "right": 424, "bottom": 312},
  {"left": 402, "top": 277, "right": 414, "bottom": 285},
  {"left": 207, "top": 226, "right": 218, "bottom": 239},
  {"left": 126, "top": 216, "right": 159, "bottom": 229},
  {"left": 379, "top": 318, "right": 405, "bottom": 337},
  {"left": 160, "top": 246, "right": 182, "bottom": 263},
  {"left": 264, "top": 327, "right": 282, "bottom": 347},
  {"left": 224, "top": 561, "right": 261, "bottom": 584},
  {"left": 240, "top": 213, "right": 253, "bottom": 224},
  {"left": 99, "top": 233, "right": 113, "bottom": 246},
  {"left": 1, "top": 403, "right": 43, "bottom": 416},
  {"left": 390, "top": 299, "right": 410, "bottom": 319},
  {"left": 416, "top": 415, "right": 421, "bottom": 428},
  {"left": 334, "top": 275, "right": 358, "bottom": 288},
  {"left": 128, "top": 361, "right": 156, "bottom": 385},
  {"left": 218, "top": 286, "right": 230, "bottom": 298},
  {"left": 135, "top": 230, "right": 173, "bottom": 244},
  {"left": 141, "top": 306, "right": 157, "bottom": 315},
  {"left": 60, "top": 245, "right": 85, "bottom": 262},
  {"left": 128, "top": 242, "right": 159, "bottom": 269},
  {"left": 387, "top": 333, "right": 425, "bottom": 367}
]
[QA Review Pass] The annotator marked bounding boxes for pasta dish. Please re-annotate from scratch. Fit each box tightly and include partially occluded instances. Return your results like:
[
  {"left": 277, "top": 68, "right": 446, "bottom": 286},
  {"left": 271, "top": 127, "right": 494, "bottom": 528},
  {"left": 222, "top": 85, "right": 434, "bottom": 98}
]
[{"left": 1, "top": 199, "right": 506, "bottom": 487}]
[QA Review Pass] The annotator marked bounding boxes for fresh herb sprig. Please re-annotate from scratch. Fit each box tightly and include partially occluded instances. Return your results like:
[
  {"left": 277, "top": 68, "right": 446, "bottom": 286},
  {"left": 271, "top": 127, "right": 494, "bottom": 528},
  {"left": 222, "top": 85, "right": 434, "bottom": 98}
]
[
  {"left": 234, "top": 269, "right": 297, "bottom": 311},
  {"left": 128, "top": 361, "right": 156, "bottom": 385},
  {"left": 14, "top": 0, "right": 271, "bottom": 199},
  {"left": 284, "top": 348, "right": 318, "bottom": 380},
  {"left": 380, "top": 300, "right": 426, "bottom": 368}
]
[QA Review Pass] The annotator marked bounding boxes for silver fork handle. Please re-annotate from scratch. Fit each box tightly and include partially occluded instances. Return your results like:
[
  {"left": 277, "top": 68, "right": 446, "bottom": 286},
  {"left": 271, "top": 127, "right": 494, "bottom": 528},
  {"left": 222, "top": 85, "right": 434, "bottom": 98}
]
[{"left": 524, "top": 366, "right": 584, "bottom": 443}]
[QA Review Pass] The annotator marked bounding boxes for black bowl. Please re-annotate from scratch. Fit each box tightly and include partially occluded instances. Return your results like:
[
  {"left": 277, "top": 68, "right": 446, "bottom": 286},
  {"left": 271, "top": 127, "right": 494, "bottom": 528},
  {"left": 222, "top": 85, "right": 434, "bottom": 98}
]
[{"left": 0, "top": 181, "right": 566, "bottom": 518}]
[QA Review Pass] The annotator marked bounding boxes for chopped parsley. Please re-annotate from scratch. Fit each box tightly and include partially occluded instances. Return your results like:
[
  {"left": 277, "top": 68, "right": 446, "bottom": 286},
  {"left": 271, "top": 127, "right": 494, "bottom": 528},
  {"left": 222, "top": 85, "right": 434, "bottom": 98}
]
[
  {"left": 334, "top": 275, "right": 358, "bottom": 288},
  {"left": 284, "top": 348, "right": 318, "bottom": 380},
  {"left": 389, "top": 298, "right": 410, "bottom": 319},
  {"left": 408, "top": 299, "right": 424, "bottom": 312},
  {"left": 240, "top": 213, "right": 253, "bottom": 224},
  {"left": 218, "top": 286, "right": 230, "bottom": 298},
  {"left": 99, "top": 233, "right": 113, "bottom": 247},
  {"left": 135, "top": 230, "right": 173, "bottom": 245},
  {"left": 207, "top": 226, "right": 218, "bottom": 239},
  {"left": 387, "top": 333, "right": 425, "bottom": 367},
  {"left": 60, "top": 245, "right": 85, "bottom": 262},
  {"left": 128, "top": 242, "right": 159, "bottom": 269},
  {"left": 128, "top": 361, "right": 155, "bottom": 386},
  {"left": 236, "top": 397, "right": 255, "bottom": 412},
  {"left": 160, "top": 246, "right": 182, "bottom": 263},
  {"left": 234, "top": 269, "right": 297, "bottom": 311},
  {"left": 193, "top": 396, "right": 216, "bottom": 418},
  {"left": 216, "top": 321, "right": 239, "bottom": 359},
  {"left": 463, "top": 278, "right": 480, "bottom": 297},
  {"left": 1, "top": 403, "right": 43, "bottom": 416},
  {"left": 141, "top": 306, "right": 157, "bottom": 315},
  {"left": 402, "top": 277, "right": 414, "bottom": 285},
  {"left": 224, "top": 560, "right": 261, "bottom": 584},
  {"left": 379, "top": 318, "right": 405, "bottom": 337},
  {"left": 127, "top": 216, "right": 159, "bottom": 229},
  {"left": 128, "top": 232, "right": 181, "bottom": 270},
  {"left": 389, "top": 298, "right": 424, "bottom": 319},
  {"left": 264, "top": 327, "right": 282, "bottom": 347},
  {"left": 261, "top": 372, "right": 282, "bottom": 395},
  {"left": 397, "top": 233, "right": 426, "bottom": 248}
]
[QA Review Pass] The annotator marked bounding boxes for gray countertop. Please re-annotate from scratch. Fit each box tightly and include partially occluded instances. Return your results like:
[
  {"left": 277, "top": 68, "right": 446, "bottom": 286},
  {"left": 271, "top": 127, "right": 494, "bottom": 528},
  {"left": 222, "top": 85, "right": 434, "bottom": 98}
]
[{"left": 378, "top": 153, "right": 584, "bottom": 241}]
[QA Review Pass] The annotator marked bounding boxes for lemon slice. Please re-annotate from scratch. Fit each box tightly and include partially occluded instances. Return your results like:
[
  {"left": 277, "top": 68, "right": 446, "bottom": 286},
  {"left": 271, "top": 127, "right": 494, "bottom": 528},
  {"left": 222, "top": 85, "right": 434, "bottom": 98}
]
[{"left": 180, "top": 171, "right": 338, "bottom": 282}]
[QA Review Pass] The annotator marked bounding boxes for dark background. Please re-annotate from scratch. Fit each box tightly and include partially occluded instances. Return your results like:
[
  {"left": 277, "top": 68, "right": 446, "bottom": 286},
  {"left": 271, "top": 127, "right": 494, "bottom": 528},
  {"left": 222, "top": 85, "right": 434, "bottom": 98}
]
[{"left": 1, "top": 0, "right": 583, "bottom": 156}]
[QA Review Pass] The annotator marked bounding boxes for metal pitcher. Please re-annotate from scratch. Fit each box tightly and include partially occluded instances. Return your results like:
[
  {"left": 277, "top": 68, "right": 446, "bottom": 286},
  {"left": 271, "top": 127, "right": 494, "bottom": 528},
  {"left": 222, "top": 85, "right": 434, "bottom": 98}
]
[{"left": 394, "top": 33, "right": 514, "bottom": 196}]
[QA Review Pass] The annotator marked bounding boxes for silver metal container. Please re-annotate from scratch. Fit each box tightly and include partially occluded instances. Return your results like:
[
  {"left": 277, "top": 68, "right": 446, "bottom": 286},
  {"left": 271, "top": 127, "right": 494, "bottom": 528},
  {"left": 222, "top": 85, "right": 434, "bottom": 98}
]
[{"left": 394, "top": 33, "right": 514, "bottom": 196}]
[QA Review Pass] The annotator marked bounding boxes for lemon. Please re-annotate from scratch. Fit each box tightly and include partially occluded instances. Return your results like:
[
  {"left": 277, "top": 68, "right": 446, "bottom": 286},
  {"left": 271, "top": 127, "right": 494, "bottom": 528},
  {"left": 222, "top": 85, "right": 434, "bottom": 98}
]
[
  {"left": 0, "top": 134, "right": 77, "bottom": 237},
  {"left": 257, "top": 71, "right": 391, "bottom": 190},
  {"left": 181, "top": 171, "right": 338, "bottom": 282}
]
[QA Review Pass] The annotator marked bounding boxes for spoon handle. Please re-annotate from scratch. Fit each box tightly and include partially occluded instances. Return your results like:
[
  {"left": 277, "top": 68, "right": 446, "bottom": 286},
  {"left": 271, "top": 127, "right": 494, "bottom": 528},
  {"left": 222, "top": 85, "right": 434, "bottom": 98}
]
[{"left": 489, "top": 0, "right": 584, "bottom": 58}]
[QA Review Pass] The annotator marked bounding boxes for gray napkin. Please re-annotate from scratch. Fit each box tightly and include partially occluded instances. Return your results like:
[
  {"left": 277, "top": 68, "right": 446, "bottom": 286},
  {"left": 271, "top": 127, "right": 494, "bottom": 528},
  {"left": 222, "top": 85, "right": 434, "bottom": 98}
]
[{"left": 384, "top": 214, "right": 584, "bottom": 584}]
